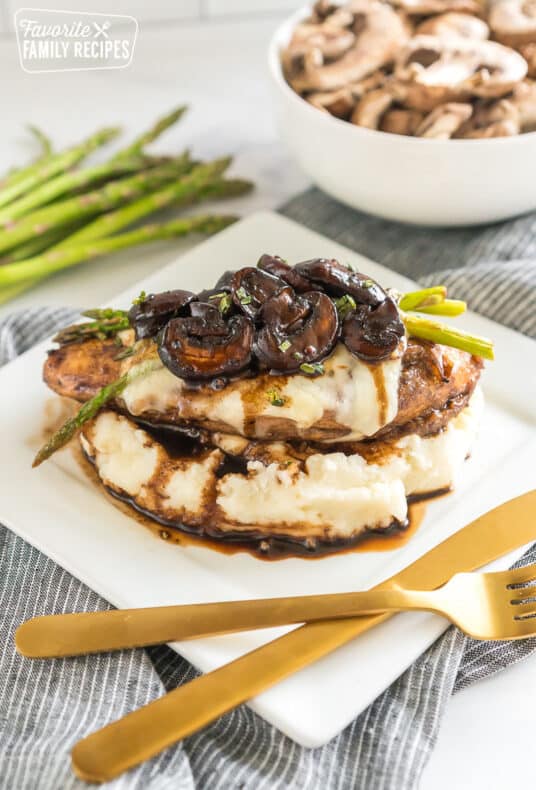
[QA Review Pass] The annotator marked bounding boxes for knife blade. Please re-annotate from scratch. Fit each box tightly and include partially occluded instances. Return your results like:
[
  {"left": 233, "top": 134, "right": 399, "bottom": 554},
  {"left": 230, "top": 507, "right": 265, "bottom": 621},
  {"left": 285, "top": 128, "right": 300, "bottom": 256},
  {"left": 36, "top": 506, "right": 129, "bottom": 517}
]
[{"left": 72, "top": 489, "right": 536, "bottom": 783}]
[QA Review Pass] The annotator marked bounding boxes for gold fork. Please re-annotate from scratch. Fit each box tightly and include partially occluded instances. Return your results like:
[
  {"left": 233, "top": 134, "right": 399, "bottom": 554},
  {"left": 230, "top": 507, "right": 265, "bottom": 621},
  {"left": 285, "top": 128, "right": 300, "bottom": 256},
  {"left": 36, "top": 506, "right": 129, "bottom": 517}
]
[{"left": 16, "top": 562, "right": 536, "bottom": 660}]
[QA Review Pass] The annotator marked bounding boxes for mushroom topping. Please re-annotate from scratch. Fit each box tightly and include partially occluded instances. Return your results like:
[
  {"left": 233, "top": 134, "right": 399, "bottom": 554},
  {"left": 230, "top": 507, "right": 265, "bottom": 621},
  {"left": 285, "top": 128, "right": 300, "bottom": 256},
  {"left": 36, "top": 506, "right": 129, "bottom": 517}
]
[
  {"left": 128, "top": 289, "right": 196, "bottom": 340},
  {"left": 455, "top": 97, "right": 520, "bottom": 136},
  {"left": 350, "top": 70, "right": 389, "bottom": 98},
  {"left": 289, "top": 1, "right": 409, "bottom": 92},
  {"left": 310, "top": 0, "right": 348, "bottom": 23},
  {"left": 195, "top": 287, "right": 234, "bottom": 318},
  {"left": 511, "top": 78, "right": 536, "bottom": 129},
  {"left": 380, "top": 107, "right": 425, "bottom": 134},
  {"left": 519, "top": 43, "right": 536, "bottom": 76},
  {"left": 391, "top": 0, "right": 484, "bottom": 15},
  {"left": 283, "top": 23, "right": 356, "bottom": 80},
  {"left": 257, "top": 254, "right": 312, "bottom": 293},
  {"left": 342, "top": 297, "right": 405, "bottom": 362},
  {"left": 254, "top": 290, "right": 339, "bottom": 373},
  {"left": 158, "top": 308, "right": 254, "bottom": 381},
  {"left": 415, "top": 102, "right": 473, "bottom": 137},
  {"left": 351, "top": 87, "right": 394, "bottom": 128},
  {"left": 307, "top": 87, "right": 356, "bottom": 119},
  {"left": 461, "top": 118, "right": 519, "bottom": 136},
  {"left": 416, "top": 11, "right": 489, "bottom": 39},
  {"left": 295, "top": 258, "right": 386, "bottom": 306},
  {"left": 231, "top": 266, "right": 286, "bottom": 321},
  {"left": 488, "top": 0, "right": 536, "bottom": 47},
  {"left": 394, "top": 35, "right": 528, "bottom": 110}
]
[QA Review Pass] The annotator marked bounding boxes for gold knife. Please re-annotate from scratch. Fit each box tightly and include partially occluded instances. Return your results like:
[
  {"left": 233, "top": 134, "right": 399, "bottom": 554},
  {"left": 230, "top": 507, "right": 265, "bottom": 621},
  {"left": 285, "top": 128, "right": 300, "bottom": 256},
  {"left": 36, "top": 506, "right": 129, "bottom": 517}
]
[{"left": 72, "top": 490, "right": 536, "bottom": 783}]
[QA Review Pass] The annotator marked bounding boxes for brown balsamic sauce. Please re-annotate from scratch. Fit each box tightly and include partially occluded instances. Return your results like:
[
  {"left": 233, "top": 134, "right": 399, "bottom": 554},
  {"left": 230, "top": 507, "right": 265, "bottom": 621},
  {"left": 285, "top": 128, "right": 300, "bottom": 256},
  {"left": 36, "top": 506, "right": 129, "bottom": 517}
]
[
  {"left": 75, "top": 437, "right": 448, "bottom": 561},
  {"left": 97, "top": 485, "right": 441, "bottom": 561},
  {"left": 370, "top": 363, "right": 388, "bottom": 428}
]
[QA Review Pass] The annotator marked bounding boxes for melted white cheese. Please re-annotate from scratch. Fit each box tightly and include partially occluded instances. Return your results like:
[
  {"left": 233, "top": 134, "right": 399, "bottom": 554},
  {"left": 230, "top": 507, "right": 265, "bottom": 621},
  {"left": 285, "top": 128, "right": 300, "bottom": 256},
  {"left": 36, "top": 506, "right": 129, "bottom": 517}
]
[
  {"left": 121, "top": 342, "right": 403, "bottom": 440},
  {"left": 218, "top": 388, "right": 483, "bottom": 538}
]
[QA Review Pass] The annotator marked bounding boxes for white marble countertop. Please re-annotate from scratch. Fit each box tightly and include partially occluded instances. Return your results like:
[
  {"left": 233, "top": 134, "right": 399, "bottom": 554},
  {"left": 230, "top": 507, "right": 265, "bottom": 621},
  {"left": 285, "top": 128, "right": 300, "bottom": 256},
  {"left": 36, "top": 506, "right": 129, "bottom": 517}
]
[{"left": 2, "top": 16, "right": 534, "bottom": 789}]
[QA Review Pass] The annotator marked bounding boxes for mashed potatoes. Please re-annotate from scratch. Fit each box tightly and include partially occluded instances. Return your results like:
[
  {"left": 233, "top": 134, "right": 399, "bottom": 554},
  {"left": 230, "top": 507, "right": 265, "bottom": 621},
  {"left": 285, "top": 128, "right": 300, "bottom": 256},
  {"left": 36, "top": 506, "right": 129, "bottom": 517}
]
[{"left": 80, "top": 387, "right": 482, "bottom": 545}]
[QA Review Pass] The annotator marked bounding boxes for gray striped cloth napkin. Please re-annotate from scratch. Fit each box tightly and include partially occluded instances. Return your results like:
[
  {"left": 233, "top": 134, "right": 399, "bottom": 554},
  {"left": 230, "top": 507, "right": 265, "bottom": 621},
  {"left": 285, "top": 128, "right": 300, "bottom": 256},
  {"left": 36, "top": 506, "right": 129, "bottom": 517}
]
[{"left": 1, "top": 188, "right": 535, "bottom": 790}]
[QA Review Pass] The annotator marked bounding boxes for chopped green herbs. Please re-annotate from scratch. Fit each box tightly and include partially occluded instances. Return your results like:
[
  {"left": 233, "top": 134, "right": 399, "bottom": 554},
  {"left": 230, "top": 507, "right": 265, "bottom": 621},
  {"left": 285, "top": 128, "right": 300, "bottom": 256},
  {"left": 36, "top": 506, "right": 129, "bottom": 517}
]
[
  {"left": 300, "top": 361, "right": 324, "bottom": 376},
  {"left": 334, "top": 293, "right": 356, "bottom": 320},
  {"left": 218, "top": 293, "right": 232, "bottom": 315},
  {"left": 266, "top": 389, "right": 286, "bottom": 407},
  {"left": 132, "top": 290, "right": 147, "bottom": 306},
  {"left": 278, "top": 339, "right": 291, "bottom": 353},
  {"left": 235, "top": 286, "right": 252, "bottom": 305}
]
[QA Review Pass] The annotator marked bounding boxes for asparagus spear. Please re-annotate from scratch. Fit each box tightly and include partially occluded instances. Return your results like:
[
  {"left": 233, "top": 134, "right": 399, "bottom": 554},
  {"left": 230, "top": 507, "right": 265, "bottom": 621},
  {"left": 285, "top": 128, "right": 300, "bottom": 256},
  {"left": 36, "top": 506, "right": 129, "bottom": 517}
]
[
  {"left": 416, "top": 299, "right": 467, "bottom": 317},
  {"left": 33, "top": 358, "right": 162, "bottom": 467},
  {"left": 402, "top": 313, "right": 494, "bottom": 360},
  {"left": 0, "top": 174, "right": 249, "bottom": 301},
  {"left": 198, "top": 178, "right": 253, "bottom": 202},
  {"left": 0, "top": 156, "right": 192, "bottom": 255},
  {"left": 53, "top": 157, "right": 232, "bottom": 247},
  {"left": 0, "top": 128, "right": 54, "bottom": 191},
  {"left": 398, "top": 286, "right": 466, "bottom": 317},
  {"left": 27, "top": 125, "right": 53, "bottom": 158},
  {"left": 398, "top": 287, "right": 447, "bottom": 311},
  {"left": 0, "top": 214, "right": 236, "bottom": 286},
  {"left": 0, "top": 156, "right": 147, "bottom": 224},
  {"left": 53, "top": 309, "right": 130, "bottom": 344},
  {"left": 4, "top": 222, "right": 88, "bottom": 262},
  {"left": 113, "top": 106, "right": 188, "bottom": 160},
  {"left": 0, "top": 127, "right": 120, "bottom": 210}
]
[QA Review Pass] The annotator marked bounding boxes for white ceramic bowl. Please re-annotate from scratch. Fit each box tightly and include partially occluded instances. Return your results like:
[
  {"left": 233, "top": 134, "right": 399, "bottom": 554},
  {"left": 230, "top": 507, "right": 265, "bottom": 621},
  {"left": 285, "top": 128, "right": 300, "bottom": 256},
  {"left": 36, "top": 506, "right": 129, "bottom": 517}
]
[{"left": 268, "top": 9, "right": 536, "bottom": 227}]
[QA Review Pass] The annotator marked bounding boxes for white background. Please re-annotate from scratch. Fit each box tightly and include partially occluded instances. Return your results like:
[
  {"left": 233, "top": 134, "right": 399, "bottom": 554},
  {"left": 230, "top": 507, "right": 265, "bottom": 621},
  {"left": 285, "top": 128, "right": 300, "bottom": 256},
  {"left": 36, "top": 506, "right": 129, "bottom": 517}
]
[
  {"left": 0, "top": 0, "right": 298, "bottom": 32},
  {"left": 1, "top": 7, "right": 536, "bottom": 790}
]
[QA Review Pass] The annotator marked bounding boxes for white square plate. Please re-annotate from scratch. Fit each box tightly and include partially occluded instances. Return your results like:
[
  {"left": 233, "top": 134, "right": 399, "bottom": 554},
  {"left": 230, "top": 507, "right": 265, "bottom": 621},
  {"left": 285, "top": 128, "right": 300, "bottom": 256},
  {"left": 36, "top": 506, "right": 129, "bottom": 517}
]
[{"left": 1, "top": 211, "right": 535, "bottom": 747}]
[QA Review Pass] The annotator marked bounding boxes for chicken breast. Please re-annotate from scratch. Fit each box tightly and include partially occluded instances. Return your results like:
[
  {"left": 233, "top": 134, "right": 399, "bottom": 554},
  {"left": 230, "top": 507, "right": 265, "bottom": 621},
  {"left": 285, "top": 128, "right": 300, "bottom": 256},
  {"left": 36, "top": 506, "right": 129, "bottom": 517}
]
[{"left": 44, "top": 336, "right": 483, "bottom": 442}]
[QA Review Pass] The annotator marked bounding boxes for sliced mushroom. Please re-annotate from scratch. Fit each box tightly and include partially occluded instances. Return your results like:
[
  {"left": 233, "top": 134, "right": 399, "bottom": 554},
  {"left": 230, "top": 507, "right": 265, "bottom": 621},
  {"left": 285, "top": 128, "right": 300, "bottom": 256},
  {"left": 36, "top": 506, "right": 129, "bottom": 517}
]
[
  {"left": 231, "top": 267, "right": 286, "bottom": 321},
  {"left": 284, "top": 23, "right": 356, "bottom": 78},
  {"left": 351, "top": 87, "right": 394, "bottom": 128},
  {"left": 342, "top": 298, "right": 405, "bottom": 362},
  {"left": 158, "top": 310, "right": 254, "bottom": 381},
  {"left": 416, "top": 11, "right": 489, "bottom": 39},
  {"left": 415, "top": 102, "right": 473, "bottom": 138},
  {"left": 489, "top": 0, "right": 536, "bottom": 47},
  {"left": 295, "top": 258, "right": 386, "bottom": 306},
  {"left": 462, "top": 119, "right": 519, "bottom": 136},
  {"left": 254, "top": 291, "right": 339, "bottom": 373},
  {"left": 511, "top": 78, "right": 536, "bottom": 129},
  {"left": 290, "top": 1, "right": 409, "bottom": 92},
  {"left": 310, "top": 0, "right": 350, "bottom": 24},
  {"left": 257, "top": 254, "right": 312, "bottom": 293},
  {"left": 379, "top": 107, "right": 425, "bottom": 134},
  {"left": 519, "top": 42, "right": 536, "bottom": 77},
  {"left": 307, "top": 87, "right": 356, "bottom": 119},
  {"left": 128, "top": 289, "right": 196, "bottom": 340},
  {"left": 391, "top": 0, "right": 484, "bottom": 15},
  {"left": 394, "top": 35, "right": 527, "bottom": 110},
  {"left": 455, "top": 97, "right": 520, "bottom": 136}
]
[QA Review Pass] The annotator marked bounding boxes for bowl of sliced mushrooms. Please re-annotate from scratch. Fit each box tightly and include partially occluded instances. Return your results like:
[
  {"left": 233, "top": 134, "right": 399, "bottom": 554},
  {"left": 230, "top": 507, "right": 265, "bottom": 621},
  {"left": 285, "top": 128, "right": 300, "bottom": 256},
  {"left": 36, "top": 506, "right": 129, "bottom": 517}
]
[{"left": 268, "top": 0, "right": 536, "bottom": 225}]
